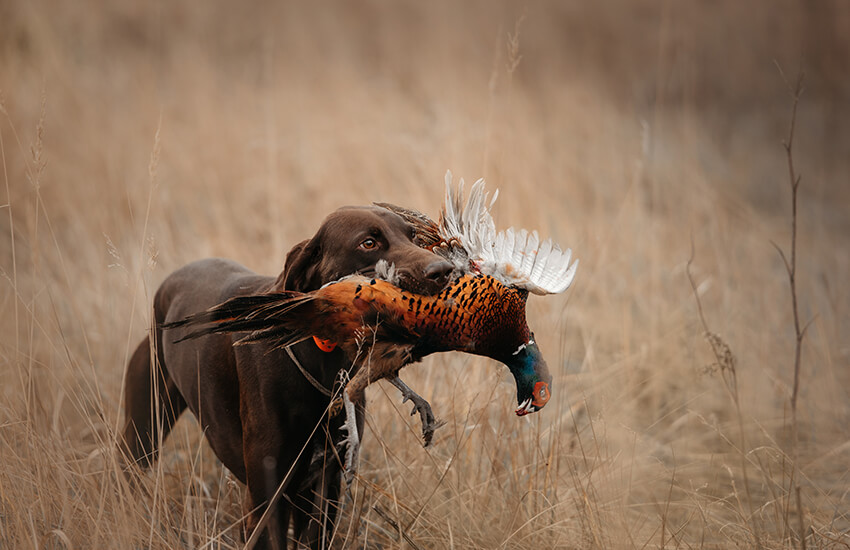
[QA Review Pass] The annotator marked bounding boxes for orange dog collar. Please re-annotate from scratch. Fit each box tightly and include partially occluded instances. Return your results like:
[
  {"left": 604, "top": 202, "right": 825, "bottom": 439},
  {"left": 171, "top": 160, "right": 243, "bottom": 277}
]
[{"left": 313, "top": 336, "right": 337, "bottom": 352}]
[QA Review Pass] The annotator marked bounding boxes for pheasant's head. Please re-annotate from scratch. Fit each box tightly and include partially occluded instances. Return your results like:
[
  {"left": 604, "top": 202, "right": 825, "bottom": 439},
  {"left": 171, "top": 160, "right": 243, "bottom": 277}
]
[{"left": 505, "top": 338, "right": 552, "bottom": 416}]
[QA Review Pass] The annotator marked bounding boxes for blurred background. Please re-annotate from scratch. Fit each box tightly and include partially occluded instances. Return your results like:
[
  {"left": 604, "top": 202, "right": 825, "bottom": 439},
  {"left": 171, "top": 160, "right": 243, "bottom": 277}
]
[{"left": 1, "top": 1, "right": 848, "bottom": 548}]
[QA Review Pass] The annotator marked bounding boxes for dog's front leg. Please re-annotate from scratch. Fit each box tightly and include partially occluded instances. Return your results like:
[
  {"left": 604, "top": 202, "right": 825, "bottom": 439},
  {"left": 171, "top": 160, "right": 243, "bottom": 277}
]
[{"left": 389, "top": 377, "right": 445, "bottom": 447}]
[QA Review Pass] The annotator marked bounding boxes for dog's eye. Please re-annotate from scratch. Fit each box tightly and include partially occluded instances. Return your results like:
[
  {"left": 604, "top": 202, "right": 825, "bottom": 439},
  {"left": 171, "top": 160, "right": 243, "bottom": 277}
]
[{"left": 359, "top": 238, "right": 378, "bottom": 250}]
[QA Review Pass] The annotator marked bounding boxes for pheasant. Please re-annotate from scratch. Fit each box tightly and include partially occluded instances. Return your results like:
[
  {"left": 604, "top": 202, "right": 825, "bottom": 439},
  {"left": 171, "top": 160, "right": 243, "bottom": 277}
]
[{"left": 166, "top": 172, "right": 578, "bottom": 478}]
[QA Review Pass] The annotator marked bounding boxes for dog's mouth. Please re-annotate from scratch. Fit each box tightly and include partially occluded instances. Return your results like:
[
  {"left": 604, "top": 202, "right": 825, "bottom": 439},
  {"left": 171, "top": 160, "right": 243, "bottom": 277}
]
[
  {"left": 394, "top": 271, "right": 446, "bottom": 296},
  {"left": 363, "top": 261, "right": 449, "bottom": 296}
]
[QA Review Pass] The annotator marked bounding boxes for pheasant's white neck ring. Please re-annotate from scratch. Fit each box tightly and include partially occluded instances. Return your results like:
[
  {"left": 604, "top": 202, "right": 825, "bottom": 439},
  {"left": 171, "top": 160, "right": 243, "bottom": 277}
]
[{"left": 511, "top": 338, "right": 535, "bottom": 356}]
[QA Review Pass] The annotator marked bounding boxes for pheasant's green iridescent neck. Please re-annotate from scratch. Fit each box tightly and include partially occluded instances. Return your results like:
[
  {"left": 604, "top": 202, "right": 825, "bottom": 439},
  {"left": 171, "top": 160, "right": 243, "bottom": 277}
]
[{"left": 505, "top": 340, "right": 552, "bottom": 416}]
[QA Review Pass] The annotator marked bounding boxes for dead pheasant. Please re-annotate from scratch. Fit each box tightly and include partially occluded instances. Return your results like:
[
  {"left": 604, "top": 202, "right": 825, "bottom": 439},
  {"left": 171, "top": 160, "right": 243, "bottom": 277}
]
[
  {"left": 172, "top": 272, "right": 552, "bottom": 413},
  {"left": 166, "top": 173, "right": 578, "bottom": 477}
]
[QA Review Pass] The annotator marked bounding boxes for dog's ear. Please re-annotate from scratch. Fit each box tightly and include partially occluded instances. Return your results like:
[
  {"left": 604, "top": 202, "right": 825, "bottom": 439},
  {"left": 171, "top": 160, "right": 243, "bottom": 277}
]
[{"left": 276, "top": 238, "right": 323, "bottom": 292}]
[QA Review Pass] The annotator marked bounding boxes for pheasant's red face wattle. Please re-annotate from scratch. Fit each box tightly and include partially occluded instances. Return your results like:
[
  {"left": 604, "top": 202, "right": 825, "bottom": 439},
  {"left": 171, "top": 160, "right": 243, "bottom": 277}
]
[
  {"left": 531, "top": 381, "right": 550, "bottom": 408},
  {"left": 515, "top": 381, "right": 550, "bottom": 416}
]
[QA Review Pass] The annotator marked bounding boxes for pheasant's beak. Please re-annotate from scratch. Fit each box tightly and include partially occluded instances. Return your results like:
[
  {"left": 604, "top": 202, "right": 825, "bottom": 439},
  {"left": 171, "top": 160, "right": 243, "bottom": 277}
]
[{"left": 515, "top": 381, "right": 551, "bottom": 416}]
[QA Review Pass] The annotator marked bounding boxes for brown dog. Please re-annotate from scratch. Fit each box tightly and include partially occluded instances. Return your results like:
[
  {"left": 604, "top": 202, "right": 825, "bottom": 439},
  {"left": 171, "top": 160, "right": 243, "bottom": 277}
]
[{"left": 121, "top": 205, "right": 453, "bottom": 549}]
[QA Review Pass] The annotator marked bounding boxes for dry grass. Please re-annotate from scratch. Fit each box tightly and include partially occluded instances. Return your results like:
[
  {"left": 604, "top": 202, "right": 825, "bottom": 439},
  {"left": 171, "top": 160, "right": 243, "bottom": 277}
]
[{"left": 2, "top": 1, "right": 850, "bottom": 548}]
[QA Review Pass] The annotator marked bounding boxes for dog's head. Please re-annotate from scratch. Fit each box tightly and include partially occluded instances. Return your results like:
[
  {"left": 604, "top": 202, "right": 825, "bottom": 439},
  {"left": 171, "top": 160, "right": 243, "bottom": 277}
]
[{"left": 278, "top": 206, "right": 452, "bottom": 295}]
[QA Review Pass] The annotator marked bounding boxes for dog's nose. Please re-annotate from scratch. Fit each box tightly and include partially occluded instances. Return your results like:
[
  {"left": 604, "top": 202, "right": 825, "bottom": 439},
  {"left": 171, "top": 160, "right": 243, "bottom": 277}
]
[{"left": 423, "top": 259, "right": 453, "bottom": 290}]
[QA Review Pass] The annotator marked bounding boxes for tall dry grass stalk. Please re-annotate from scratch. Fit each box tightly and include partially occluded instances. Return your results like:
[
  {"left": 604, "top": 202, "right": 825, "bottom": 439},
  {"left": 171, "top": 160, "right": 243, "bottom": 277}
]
[
  {"left": 774, "top": 67, "right": 810, "bottom": 550},
  {"left": 2, "top": 1, "right": 849, "bottom": 548}
]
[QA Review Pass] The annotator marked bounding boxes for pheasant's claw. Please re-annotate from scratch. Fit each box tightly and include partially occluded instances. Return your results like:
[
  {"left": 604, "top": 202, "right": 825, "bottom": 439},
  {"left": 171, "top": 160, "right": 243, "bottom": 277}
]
[
  {"left": 339, "top": 392, "right": 360, "bottom": 484},
  {"left": 389, "top": 377, "right": 444, "bottom": 447},
  {"left": 421, "top": 417, "right": 447, "bottom": 447}
]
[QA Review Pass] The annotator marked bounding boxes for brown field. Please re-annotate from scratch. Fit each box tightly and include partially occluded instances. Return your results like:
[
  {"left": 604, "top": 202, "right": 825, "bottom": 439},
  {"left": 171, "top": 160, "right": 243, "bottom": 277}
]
[{"left": 1, "top": 1, "right": 849, "bottom": 548}]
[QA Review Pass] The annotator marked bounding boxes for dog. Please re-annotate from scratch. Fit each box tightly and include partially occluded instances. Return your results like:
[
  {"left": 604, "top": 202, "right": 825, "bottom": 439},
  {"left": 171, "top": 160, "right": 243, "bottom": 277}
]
[{"left": 121, "top": 205, "right": 453, "bottom": 549}]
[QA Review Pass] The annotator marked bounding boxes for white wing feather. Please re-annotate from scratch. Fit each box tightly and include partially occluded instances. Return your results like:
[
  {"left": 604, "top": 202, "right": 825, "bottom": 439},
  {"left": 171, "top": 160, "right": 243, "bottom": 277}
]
[
  {"left": 440, "top": 171, "right": 578, "bottom": 295},
  {"left": 530, "top": 237, "right": 552, "bottom": 282},
  {"left": 440, "top": 171, "right": 497, "bottom": 261},
  {"left": 520, "top": 230, "right": 538, "bottom": 276}
]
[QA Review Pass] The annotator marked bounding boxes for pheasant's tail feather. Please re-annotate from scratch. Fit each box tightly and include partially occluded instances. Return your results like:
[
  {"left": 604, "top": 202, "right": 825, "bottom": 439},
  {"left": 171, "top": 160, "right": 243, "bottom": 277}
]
[
  {"left": 162, "top": 292, "right": 315, "bottom": 343},
  {"left": 239, "top": 328, "right": 314, "bottom": 351}
]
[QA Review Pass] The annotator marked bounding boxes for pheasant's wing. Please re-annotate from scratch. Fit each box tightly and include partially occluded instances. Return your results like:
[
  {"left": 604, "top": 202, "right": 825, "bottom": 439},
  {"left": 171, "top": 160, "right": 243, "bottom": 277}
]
[
  {"left": 484, "top": 227, "right": 578, "bottom": 295},
  {"left": 373, "top": 202, "right": 444, "bottom": 250},
  {"left": 441, "top": 171, "right": 578, "bottom": 295},
  {"left": 439, "top": 171, "right": 498, "bottom": 261}
]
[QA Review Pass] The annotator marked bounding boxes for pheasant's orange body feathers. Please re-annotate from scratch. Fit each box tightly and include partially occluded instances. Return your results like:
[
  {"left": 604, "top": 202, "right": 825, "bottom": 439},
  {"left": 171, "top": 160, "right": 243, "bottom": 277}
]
[{"left": 312, "top": 274, "right": 530, "bottom": 359}]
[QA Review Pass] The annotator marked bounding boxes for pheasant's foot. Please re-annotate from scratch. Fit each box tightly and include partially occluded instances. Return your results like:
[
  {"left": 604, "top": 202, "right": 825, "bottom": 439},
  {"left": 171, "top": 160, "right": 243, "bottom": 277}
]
[
  {"left": 390, "top": 377, "right": 445, "bottom": 447},
  {"left": 338, "top": 392, "right": 360, "bottom": 483}
]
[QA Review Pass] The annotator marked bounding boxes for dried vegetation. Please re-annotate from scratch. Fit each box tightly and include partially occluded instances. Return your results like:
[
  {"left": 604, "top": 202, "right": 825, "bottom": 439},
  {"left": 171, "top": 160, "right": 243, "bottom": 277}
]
[{"left": 1, "top": 1, "right": 849, "bottom": 548}]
